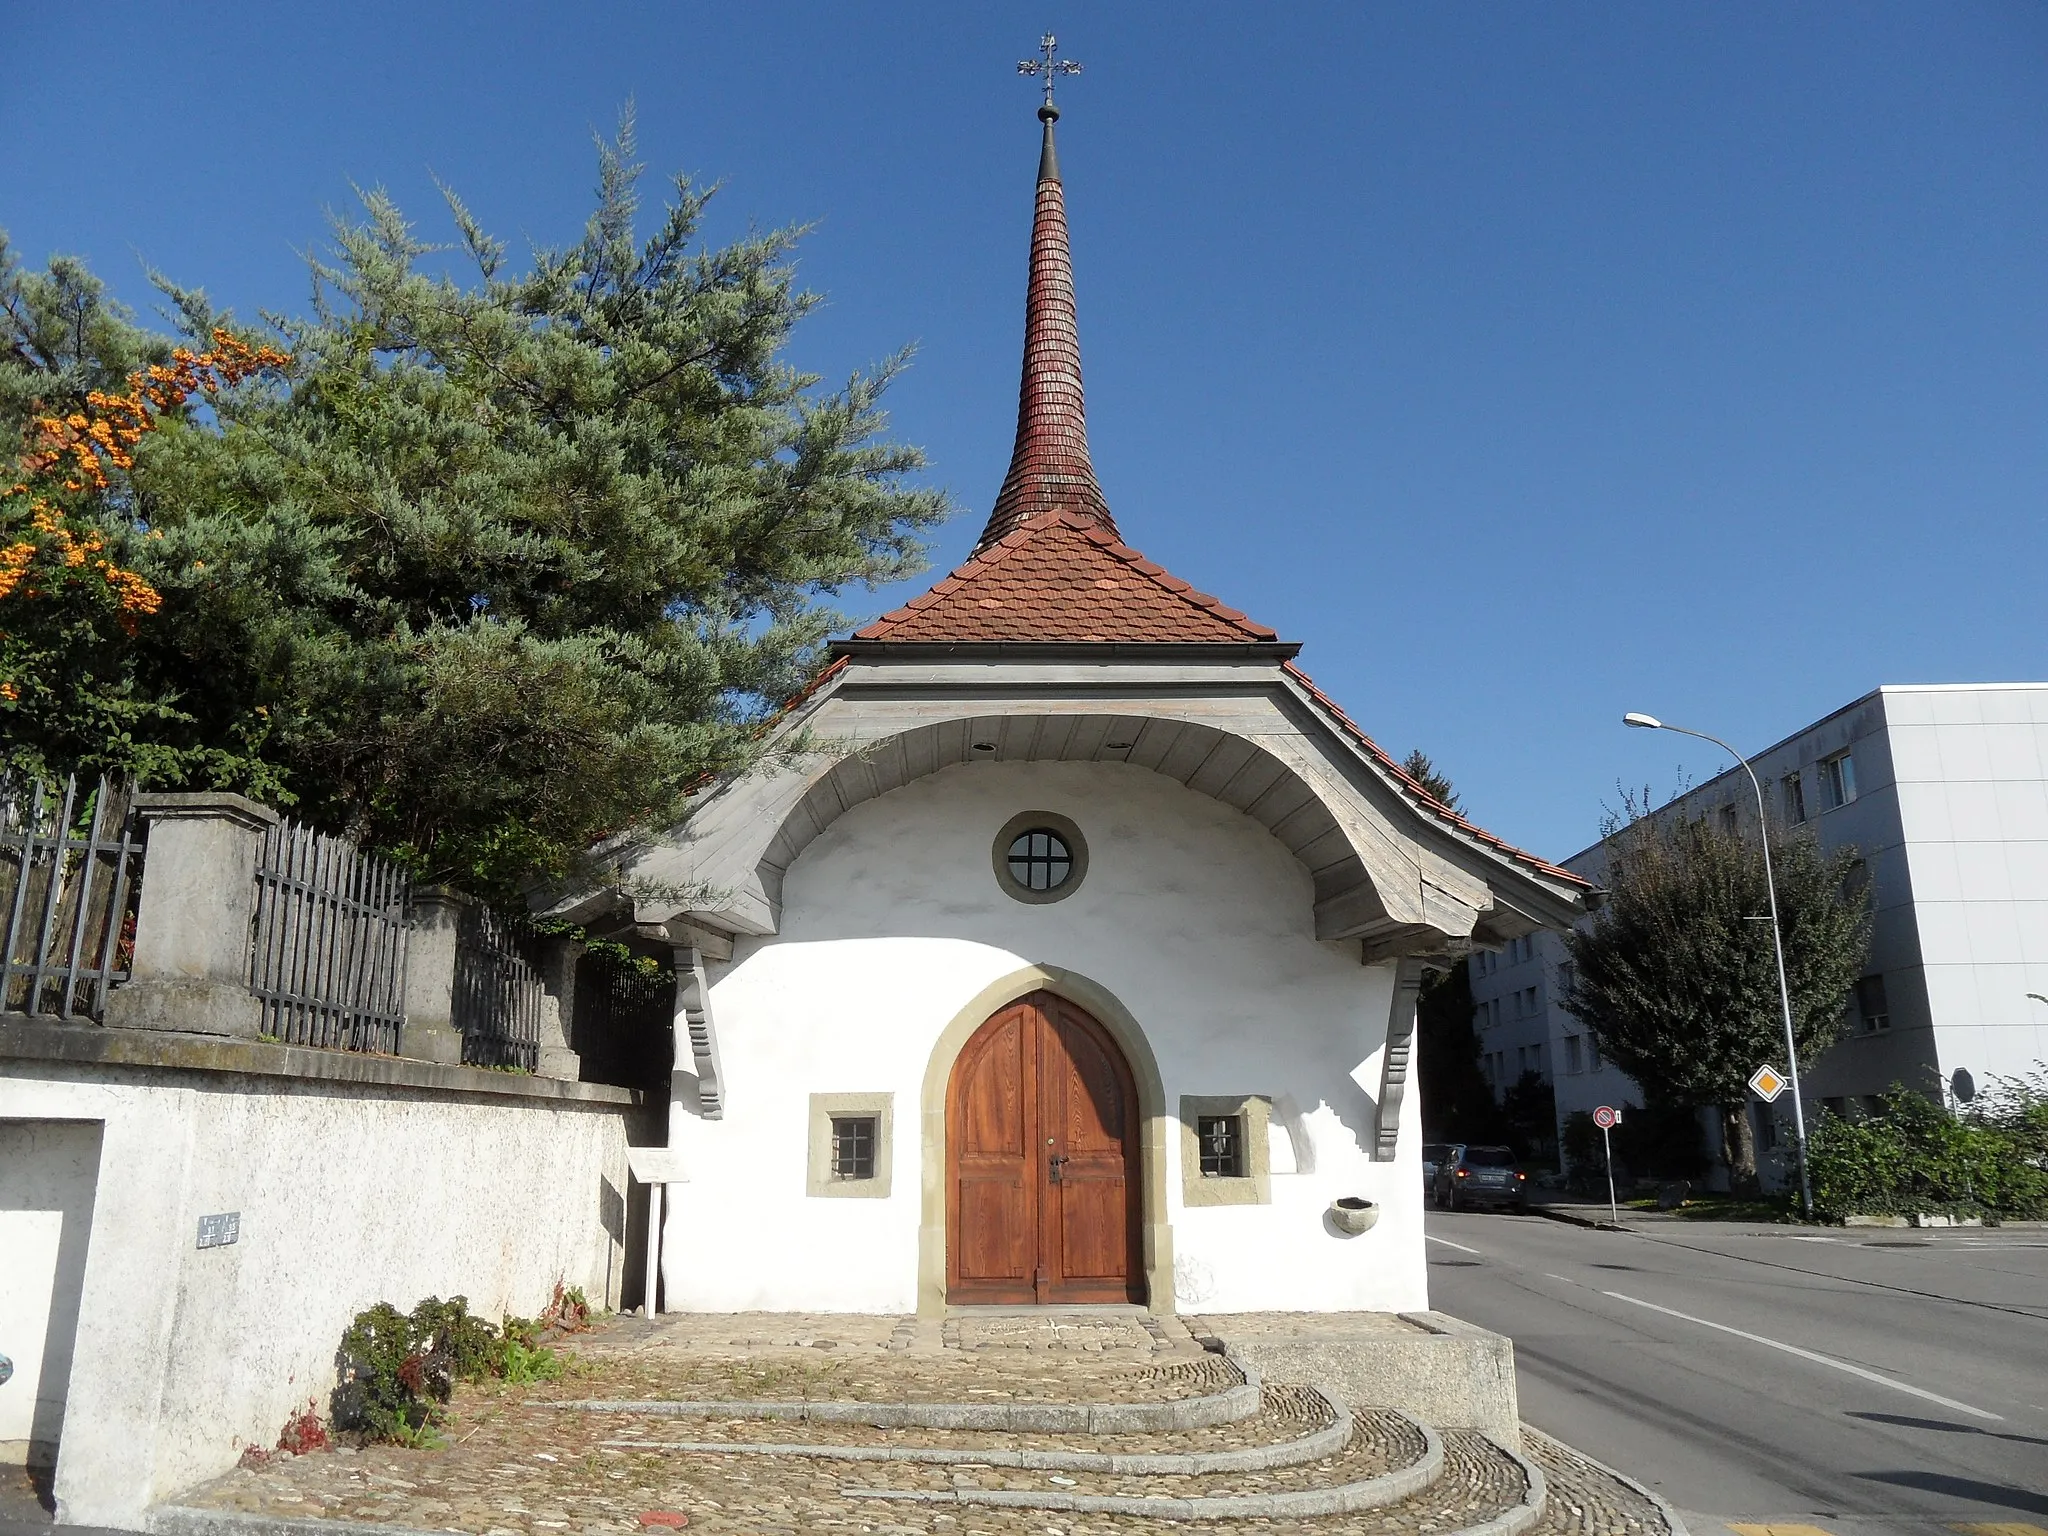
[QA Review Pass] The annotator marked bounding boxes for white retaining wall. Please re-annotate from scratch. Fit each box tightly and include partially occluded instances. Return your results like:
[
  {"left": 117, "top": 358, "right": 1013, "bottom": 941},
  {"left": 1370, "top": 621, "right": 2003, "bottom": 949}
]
[{"left": 0, "top": 1058, "right": 632, "bottom": 1528}]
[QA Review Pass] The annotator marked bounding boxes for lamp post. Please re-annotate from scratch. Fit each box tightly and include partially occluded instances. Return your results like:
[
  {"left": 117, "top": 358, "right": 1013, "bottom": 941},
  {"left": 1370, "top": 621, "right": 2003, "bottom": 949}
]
[{"left": 1623, "top": 712, "right": 1815, "bottom": 1219}]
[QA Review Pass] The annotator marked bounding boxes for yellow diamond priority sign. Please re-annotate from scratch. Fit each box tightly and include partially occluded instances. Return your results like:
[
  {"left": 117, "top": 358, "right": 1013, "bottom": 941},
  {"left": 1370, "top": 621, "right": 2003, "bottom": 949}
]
[{"left": 1748, "top": 1064, "right": 1788, "bottom": 1102}]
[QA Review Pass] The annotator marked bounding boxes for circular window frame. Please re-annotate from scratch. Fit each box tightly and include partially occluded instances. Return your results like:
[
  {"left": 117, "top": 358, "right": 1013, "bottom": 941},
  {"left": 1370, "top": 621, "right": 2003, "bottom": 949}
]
[{"left": 992, "top": 811, "right": 1088, "bottom": 905}]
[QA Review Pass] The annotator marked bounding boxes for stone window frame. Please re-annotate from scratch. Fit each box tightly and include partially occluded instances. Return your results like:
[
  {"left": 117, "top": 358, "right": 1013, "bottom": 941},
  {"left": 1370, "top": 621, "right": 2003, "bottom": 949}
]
[
  {"left": 807, "top": 1092, "right": 894, "bottom": 1198},
  {"left": 1178, "top": 1094, "right": 1271, "bottom": 1207},
  {"left": 991, "top": 810, "right": 1089, "bottom": 905}
]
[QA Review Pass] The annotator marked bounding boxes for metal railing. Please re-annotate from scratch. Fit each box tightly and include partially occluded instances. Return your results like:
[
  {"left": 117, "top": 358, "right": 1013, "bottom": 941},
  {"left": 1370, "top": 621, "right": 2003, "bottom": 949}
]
[
  {"left": 573, "top": 945, "right": 675, "bottom": 1087},
  {"left": 0, "top": 775, "right": 142, "bottom": 1021},
  {"left": 249, "top": 818, "right": 410, "bottom": 1053},
  {"left": 452, "top": 903, "right": 543, "bottom": 1070}
]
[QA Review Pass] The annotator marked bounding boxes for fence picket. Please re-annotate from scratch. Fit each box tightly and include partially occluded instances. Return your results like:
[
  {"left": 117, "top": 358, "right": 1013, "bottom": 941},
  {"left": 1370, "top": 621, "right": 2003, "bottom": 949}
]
[
  {"left": 0, "top": 774, "right": 143, "bottom": 1022},
  {"left": 248, "top": 816, "right": 408, "bottom": 1054}
]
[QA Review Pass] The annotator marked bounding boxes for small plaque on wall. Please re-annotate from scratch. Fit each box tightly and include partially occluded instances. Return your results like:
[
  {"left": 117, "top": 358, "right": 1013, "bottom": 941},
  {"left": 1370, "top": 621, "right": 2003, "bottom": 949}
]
[{"left": 197, "top": 1212, "right": 240, "bottom": 1249}]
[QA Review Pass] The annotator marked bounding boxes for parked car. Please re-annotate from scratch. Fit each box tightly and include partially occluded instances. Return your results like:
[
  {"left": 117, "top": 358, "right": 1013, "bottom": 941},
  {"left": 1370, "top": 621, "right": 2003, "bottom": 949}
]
[
  {"left": 1433, "top": 1145, "right": 1528, "bottom": 1210},
  {"left": 1422, "top": 1142, "right": 1464, "bottom": 1192}
]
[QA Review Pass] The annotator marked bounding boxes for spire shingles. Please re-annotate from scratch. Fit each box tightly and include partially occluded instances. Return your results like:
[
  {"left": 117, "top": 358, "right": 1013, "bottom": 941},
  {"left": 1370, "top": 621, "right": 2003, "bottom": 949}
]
[{"left": 975, "top": 107, "right": 1115, "bottom": 554}]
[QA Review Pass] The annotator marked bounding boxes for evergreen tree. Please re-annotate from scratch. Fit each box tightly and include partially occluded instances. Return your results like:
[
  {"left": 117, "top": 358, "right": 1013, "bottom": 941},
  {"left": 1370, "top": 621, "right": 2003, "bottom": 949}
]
[
  {"left": 1401, "top": 748, "right": 1460, "bottom": 812},
  {"left": 1, "top": 117, "right": 949, "bottom": 893},
  {"left": 1562, "top": 810, "right": 1872, "bottom": 1187}
]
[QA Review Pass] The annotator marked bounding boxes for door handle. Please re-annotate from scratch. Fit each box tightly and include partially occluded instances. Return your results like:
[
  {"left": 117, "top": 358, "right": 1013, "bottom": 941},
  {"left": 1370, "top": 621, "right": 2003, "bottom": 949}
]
[{"left": 1048, "top": 1154, "right": 1070, "bottom": 1183}]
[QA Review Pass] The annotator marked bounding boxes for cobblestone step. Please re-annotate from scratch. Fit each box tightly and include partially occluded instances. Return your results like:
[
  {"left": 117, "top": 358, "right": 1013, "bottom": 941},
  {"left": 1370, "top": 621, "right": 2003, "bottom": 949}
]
[
  {"left": 550, "top": 1357, "right": 1262, "bottom": 1432},
  {"left": 595, "top": 1381, "right": 1350, "bottom": 1471},
  {"left": 841, "top": 1421, "right": 1525, "bottom": 1529}
]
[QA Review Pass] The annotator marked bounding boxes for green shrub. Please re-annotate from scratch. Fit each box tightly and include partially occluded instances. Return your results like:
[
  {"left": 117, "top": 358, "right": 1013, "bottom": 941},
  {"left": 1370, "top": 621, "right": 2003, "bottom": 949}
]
[
  {"left": 331, "top": 1293, "right": 571, "bottom": 1444},
  {"left": 1807, "top": 1084, "right": 2048, "bottom": 1222}
]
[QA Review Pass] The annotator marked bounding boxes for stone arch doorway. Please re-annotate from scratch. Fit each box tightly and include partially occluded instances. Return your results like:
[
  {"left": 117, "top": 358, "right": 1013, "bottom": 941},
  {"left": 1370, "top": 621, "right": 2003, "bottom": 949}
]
[{"left": 945, "top": 990, "right": 1143, "bottom": 1305}]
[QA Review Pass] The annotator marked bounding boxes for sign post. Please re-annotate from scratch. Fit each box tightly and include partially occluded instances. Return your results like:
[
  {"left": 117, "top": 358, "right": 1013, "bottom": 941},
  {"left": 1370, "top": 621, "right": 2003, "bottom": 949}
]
[{"left": 1593, "top": 1105, "right": 1622, "bottom": 1226}]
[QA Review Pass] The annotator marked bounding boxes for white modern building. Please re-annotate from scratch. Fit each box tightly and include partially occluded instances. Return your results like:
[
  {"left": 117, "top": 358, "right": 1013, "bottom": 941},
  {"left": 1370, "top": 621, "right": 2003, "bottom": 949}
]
[{"left": 1470, "top": 684, "right": 2048, "bottom": 1162}]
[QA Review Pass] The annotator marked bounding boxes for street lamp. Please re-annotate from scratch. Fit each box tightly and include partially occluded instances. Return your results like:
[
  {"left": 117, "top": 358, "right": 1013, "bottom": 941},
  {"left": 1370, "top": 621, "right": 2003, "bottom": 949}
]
[{"left": 1623, "top": 712, "right": 1815, "bottom": 1218}]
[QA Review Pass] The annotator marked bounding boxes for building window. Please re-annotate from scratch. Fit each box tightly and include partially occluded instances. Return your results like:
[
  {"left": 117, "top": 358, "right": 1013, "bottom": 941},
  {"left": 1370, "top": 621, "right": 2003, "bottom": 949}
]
[
  {"left": 1197, "top": 1115, "right": 1246, "bottom": 1178},
  {"left": 1557, "top": 960, "right": 1576, "bottom": 1004},
  {"left": 1718, "top": 803, "right": 1739, "bottom": 834},
  {"left": 992, "top": 811, "right": 1088, "bottom": 904},
  {"left": 807, "top": 1092, "right": 893, "bottom": 1198},
  {"left": 1179, "top": 1095, "right": 1272, "bottom": 1206},
  {"left": 1757, "top": 1112, "right": 1779, "bottom": 1152},
  {"left": 830, "top": 1116, "right": 877, "bottom": 1180},
  {"left": 1523, "top": 986, "right": 1539, "bottom": 1017},
  {"left": 1855, "top": 974, "right": 1890, "bottom": 1033},
  {"left": 1009, "top": 830, "right": 1072, "bottom": 889},
  {"left": 1587, "top": 1037, "right": 1602, "bottom": 1071},
  {"left": 1565, "top": 1035, "right": 1582, "bottom": 1074},
  {"left": 1819, "top": 752, "right": 1857, "bottom": 811},
  {"left": 1784, "top": 773, "right": 1806, "bottom": 824}
]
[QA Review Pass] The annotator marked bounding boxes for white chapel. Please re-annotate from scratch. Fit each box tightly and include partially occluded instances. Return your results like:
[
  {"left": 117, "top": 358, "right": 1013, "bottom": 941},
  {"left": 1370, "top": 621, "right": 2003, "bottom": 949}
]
[{"left": 545, "top": 98, "right": 1588, "bottom": 1318}]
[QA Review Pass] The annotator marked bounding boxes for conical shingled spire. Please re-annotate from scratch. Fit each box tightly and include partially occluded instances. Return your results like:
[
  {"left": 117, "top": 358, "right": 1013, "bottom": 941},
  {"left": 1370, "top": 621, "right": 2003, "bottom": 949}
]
[{"left": 974, "top": 104, "right": 1116, "bottom": 554}]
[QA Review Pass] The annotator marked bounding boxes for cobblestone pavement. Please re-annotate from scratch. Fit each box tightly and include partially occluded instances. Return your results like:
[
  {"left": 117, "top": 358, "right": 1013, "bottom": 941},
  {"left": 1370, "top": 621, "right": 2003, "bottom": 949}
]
[
  {"left": 556, "top": 1337, "right": 1236, "bottom": 1407},
  {"left": 597, "top": 1385, "right": 1331, "bottom": 1457},
  {"left": 1519, "top": 1431, "right": 1670, "bottom": 1536},
  {"left": 173, "top": 1315, "right": 1669, "bottom": 1536}
]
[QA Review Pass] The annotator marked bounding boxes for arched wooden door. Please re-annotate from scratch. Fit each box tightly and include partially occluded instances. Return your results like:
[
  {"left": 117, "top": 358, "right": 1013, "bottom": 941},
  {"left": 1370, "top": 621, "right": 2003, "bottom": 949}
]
[{"left": 946, "top": 991, "right": 1143, "bottom": 1304}]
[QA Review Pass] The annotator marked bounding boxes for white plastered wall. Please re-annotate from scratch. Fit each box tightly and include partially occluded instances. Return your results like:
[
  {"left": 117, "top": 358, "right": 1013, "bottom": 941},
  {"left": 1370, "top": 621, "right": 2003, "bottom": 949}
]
[
  {"left": 664, "top": 758, "right": 1429, "bottom": 1316},
  {"left": 0, "top": 1065, "right": 630, "bottom": 1528}
]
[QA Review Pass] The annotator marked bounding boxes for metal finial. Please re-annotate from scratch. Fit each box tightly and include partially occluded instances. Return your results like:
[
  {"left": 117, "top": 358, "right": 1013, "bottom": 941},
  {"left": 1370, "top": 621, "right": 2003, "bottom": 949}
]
[{"left": 1017, "top": 31, "right": 1082, "bottom": 111}]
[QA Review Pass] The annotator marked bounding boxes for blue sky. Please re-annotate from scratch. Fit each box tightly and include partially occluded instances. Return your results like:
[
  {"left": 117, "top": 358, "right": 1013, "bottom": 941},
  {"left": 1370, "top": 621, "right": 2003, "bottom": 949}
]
[{"left": 5, "top": 3, "right": 2044, "bottom": 861}]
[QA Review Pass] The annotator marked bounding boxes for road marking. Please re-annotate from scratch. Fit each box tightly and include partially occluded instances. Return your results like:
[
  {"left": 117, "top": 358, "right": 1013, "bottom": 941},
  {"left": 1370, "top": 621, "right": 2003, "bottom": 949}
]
[
  {"left": 1783, "top": 1235, "right": 1839, "bottom": 1243},
  {"left": 1427, "top": 1235, "right": 1482, "bottom": 1254},
  {"left": 1949, "top": 1526, "right": 2048, "bottom": 1536},
  {"left": 1729, "top": 1524, "right": 1837, "bottom": 1536},
  {"left": 1543, "top": 1273, "right": 1575, "bottom": 1284},
  {"left": 1600, "top": 1290, "right": 2004, "bottom": 1421}
]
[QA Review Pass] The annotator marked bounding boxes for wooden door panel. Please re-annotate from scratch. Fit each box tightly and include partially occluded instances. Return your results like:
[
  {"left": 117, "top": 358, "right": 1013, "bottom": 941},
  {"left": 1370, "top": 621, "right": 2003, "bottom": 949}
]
[
  {"left": 947, "top": 1005, "right": 1037, "bottom": 1300},
  {"left": 948, "top": 991, "right": 1140, "bottom": 1306},
  {"left": 1051, "top": 1179, "right": 1128, "bottom": 1281},
  {"left": 956, "top": 1175, "right": 1032, "bottom": 1282},
  {"left": 957, "top": 1013, "right": 1029, "bottom": 1156}
]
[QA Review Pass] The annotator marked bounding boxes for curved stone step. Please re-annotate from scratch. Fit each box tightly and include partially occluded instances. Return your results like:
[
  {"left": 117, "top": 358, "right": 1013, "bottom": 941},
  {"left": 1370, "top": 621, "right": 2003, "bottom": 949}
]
[
  {"left": 599, "top": 1382, "right": 1355, "bottom": 1474},
  {"left": 550, "top": 1360, "right": 1262, "bottom": 1432},
  {"left": 841, "top": 1409, "right": 1492, "bottom": 1523}
]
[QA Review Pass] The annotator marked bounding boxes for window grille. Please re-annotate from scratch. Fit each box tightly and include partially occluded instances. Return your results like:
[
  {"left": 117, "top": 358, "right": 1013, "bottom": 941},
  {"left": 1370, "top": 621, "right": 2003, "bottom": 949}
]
[
  {"left": 0, "top": 775, "right": 142, "bottom": 1022},
  {"left": 1006, "top": 829, "right": 1073, "bottom": 891},
  {"left": 830, "top": 1115, "right": 877, "bottom": 1179},
  {"left": 1197, "top": 1114, "right": 1245, "bottom": 1178}
]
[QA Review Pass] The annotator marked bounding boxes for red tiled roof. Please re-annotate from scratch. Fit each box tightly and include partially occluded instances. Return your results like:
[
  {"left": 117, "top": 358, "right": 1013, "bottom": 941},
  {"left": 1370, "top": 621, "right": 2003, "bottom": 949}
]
[
  {"left": 976, "top": 111, "right": 1115, "bottom": 554},
  {"left": 855, "top": 508, "right": 1278, "bottom": 644}
]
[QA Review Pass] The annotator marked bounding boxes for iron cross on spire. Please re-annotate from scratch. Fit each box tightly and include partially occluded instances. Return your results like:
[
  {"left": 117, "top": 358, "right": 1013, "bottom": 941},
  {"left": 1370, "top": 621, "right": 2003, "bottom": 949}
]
[{"left": 1018, "top": 33, "right": 1082, "bottom": 109}]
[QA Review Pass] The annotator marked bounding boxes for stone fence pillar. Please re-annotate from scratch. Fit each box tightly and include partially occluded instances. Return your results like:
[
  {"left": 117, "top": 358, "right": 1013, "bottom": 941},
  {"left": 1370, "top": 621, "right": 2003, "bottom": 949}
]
[
  {"left": 534, "top": 937, "right": 585, "bottom": 1079},
  {"left": 400, "top": 887, "right": 469, "bottom": 1065},
  {"left": 105, "top": 792, "right": 279, "bottom": 1037}
]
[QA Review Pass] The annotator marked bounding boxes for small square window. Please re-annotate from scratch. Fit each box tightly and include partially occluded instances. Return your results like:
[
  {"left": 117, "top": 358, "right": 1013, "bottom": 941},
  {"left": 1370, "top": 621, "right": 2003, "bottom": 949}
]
[
  {"left": 830, "top": 1115, "right": 877, "bottom": 1180},
  {"left": 1197, "top": 1114, "right": 1245, "bottom": 1178}
]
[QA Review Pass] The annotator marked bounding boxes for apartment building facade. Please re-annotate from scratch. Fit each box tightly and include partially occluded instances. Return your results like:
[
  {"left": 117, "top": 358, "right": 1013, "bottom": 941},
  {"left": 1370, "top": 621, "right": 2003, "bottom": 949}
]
[{"left": 1467, "top": 684, "right": 2048, "bottom": 1167}]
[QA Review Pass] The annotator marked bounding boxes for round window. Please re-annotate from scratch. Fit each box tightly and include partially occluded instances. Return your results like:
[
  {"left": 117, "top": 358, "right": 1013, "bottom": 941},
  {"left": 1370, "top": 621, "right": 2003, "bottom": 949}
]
[
  {"left": 992, "top": 812, "right": 1087, "bottom": 904},
  {"left": 1008, "top": 829, "right": 1073, "bottom": 891}
]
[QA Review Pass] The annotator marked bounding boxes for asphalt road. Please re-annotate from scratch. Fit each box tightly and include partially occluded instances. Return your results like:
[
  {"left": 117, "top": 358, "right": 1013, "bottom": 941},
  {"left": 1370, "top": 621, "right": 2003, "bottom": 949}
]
[{"left": 1424, "top": 1207, "right": 2048, "bottom": 1536}]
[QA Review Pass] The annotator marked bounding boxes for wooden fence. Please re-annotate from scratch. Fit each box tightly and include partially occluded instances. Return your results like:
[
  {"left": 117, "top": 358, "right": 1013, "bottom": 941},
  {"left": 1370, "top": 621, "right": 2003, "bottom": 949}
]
[
  {"left": 0, "top": 775, "right": 143, "bottom": 1021},
  {"left": 248, "top": 818, "right": 411, "bottom": 1053}
]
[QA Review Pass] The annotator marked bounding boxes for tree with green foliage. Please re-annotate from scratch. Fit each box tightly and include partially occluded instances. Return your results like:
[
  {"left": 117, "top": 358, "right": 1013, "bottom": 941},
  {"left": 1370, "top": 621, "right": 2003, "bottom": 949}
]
[
  {"left": 1401, "top": 748, "right": 1460, "bottom": 812},
  {"left": 0, "top": 115, "right": 948, "bottom": 894},
  {"left": 1561, "top": 809, "right": 1871, "bottom": 1188}
]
